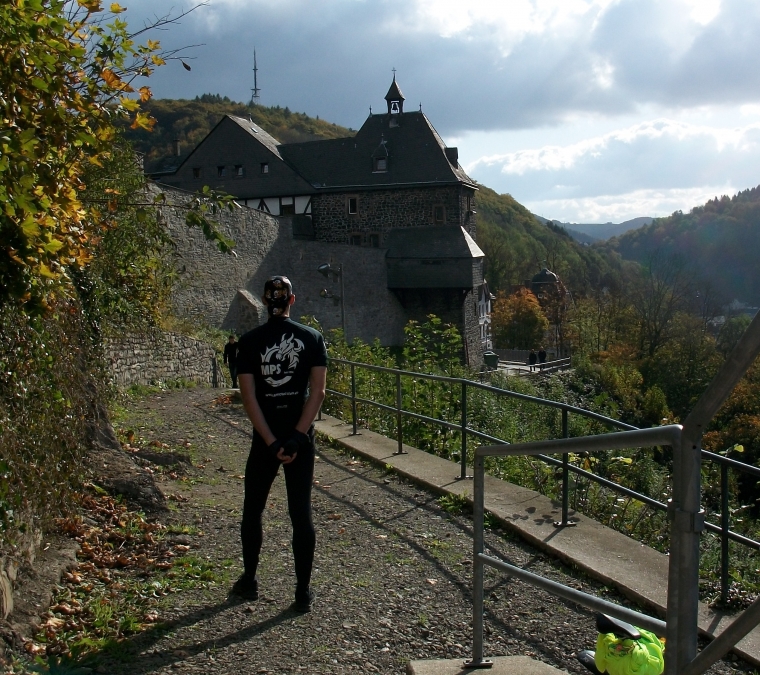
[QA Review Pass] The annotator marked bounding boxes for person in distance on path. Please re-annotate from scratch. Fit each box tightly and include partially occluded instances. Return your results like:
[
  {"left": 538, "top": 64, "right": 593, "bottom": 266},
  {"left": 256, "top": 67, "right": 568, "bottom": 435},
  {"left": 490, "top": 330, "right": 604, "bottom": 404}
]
[
  {"left": 223, "top": 334, "right": 239, "bottom": 388},
  {"left": 230, "top": 276, "right": 327, "bottom": 612}
]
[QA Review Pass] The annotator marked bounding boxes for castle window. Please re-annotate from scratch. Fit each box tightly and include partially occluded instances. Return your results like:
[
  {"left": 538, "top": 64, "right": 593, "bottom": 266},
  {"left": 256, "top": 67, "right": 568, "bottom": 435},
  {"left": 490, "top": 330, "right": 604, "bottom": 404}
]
[
  {"left": 349, "top": 234, "right": 362, "bottom": 246},
  {"left": 235, "top": 165, "right": 244, "bottom": 177},
  {"left": 347, "top": 197, "right": 358, "bottom": 215},
  {"left": 217, "top": 166, "right": 227, "bottom": 178},
  {"left": 261, "top": 163, "right": 269, "bottom": 174},
  {"left": 192, "top": 167, "right": 201, "bottom": 179},
  {"left": 368, "top": 233, "right": 380, "bottom": 248},
  {"left": 374, "top": 158, "right": 387, "bottom": 172},
  {"left": 433, "top": 205, "right": 446, "bottom": 224}
]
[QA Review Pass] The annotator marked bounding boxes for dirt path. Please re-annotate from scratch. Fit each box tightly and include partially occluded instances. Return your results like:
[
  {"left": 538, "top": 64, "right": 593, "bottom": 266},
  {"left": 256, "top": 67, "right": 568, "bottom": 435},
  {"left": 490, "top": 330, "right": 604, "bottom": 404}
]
[{"left": 94, "top": 387, "right": 749, "bottom": 675}]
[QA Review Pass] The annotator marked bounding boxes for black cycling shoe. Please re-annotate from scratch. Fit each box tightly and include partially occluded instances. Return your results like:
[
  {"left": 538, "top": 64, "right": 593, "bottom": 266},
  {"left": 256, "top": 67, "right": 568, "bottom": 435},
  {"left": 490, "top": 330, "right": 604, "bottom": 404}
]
[
  {"left": 229, "top": 574, "right": 258, "bottom": 600},
  {"left": 292, "top": 588, "right": 315, "bottom": 613}
]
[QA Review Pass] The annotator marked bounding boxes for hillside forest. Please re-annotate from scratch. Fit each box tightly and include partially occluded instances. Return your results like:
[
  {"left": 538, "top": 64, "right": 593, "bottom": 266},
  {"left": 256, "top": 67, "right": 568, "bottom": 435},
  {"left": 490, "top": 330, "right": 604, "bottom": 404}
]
[{"left": 604, "top": 187, "right": 760, "bottom": 307}]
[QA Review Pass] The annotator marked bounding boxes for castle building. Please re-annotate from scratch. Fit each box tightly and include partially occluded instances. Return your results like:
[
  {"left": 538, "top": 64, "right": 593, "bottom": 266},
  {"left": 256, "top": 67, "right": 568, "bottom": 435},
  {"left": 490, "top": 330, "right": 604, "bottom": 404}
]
[{"left": 155, "top": 77, "right": 490, "bottom": 365}]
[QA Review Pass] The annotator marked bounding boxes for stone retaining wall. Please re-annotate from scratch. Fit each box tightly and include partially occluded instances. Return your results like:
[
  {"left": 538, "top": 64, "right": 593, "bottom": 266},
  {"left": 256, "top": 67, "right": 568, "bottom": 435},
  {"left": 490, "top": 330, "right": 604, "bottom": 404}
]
[{"left": 104, "top": 331, "right": 224, "bottom": 388}]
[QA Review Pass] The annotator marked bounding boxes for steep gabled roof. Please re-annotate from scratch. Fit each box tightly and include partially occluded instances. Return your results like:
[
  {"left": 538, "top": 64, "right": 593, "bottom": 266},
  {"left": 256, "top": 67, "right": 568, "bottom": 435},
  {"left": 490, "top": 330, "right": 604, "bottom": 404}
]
[{"left": 279, "top": 111, "right": 476, "bottom": 190}]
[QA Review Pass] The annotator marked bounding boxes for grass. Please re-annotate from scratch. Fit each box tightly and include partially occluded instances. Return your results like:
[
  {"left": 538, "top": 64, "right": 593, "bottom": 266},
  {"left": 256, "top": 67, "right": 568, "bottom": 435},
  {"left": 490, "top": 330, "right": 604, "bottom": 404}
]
[{"left": 437, "top": 493, "right": 471, "bottom": 515}]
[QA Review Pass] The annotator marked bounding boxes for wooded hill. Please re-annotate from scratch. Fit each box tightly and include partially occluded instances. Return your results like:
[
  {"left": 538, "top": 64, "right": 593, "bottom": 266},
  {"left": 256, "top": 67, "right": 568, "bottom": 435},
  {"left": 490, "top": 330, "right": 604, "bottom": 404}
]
[
  {"left": 476, "top": 185, "right": 617, "bottom": 295},
  {"left": 125, "top": 96, "right": 616, "bottom": 296},
  {"left": 602, "top": 187, "right": 760, "bottom": 305}
]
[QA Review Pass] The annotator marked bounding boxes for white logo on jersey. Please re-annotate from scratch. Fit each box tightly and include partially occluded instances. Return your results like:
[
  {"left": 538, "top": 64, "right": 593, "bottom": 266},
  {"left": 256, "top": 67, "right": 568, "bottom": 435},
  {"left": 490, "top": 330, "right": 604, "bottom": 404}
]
[{"left": 260, "top": 333, "right": 305, "bottom": 387}]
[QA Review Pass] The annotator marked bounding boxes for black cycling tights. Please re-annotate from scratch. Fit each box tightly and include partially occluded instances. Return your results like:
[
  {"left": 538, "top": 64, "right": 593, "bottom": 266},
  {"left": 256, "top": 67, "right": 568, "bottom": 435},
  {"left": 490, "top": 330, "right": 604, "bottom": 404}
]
[{"left": 240, "top": 434, "right": 315, "bottom": 590}]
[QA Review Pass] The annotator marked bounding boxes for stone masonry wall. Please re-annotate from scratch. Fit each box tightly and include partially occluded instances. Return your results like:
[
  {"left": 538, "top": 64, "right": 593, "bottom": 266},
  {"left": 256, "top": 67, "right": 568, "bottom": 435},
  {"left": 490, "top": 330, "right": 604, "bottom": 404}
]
[
  {"left": 105, "top": 331, "right": 223, "bottom": 388},
  {"left": 157, "top": 185, "right": 409, "bottom": 346},
  {"left": 393, "top": 288, "right": 484, "bottom": 365},
  {"left": 312, "top": 185, "right": 476, "bottom": 244}
]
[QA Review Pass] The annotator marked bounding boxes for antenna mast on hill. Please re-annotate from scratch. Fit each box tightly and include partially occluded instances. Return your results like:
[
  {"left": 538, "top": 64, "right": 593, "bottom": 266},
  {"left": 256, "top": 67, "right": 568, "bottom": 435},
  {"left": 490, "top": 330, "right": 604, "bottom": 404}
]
[{"left": 251, "top": 49, "right": 261, "bottom": 104}]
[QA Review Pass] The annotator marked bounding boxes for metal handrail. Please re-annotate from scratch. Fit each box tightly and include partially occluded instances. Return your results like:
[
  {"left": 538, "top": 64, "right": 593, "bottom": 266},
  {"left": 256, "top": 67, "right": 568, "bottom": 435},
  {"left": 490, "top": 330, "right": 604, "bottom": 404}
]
[
  {"left": 323, "top": 354, "right": 760, "bottom": 617},
  {"left": 468, "top": 426, "right": 682, "bottom": 668},
  {"left": 470, "top": 424, "right": 760, "bottom": 674}
]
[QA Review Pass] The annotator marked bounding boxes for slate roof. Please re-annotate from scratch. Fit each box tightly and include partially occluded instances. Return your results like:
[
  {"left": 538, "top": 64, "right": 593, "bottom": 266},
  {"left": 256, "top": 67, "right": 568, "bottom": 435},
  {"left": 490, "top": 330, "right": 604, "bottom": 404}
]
[
  {"left": 385, "top": 226, "right": 485, "bottom": 259},
  {"left": 279, "top": 112, "right": 476, "bottom": 190},
  {"left": 227, "top": 115, "right": 283, "bottom": 159}
]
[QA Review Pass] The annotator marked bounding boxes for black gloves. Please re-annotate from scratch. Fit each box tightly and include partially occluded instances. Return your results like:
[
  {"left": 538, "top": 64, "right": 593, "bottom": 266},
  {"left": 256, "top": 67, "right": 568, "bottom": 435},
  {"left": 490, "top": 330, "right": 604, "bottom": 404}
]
[
  {"left": 291, "top": 430, "right": 311, "bottom": 450},
  {"left": 281, "top": 430, "right": 311, "bottom": 457},
  {"left": 267, "top": 430, "right": 311, "bottom": 459}
]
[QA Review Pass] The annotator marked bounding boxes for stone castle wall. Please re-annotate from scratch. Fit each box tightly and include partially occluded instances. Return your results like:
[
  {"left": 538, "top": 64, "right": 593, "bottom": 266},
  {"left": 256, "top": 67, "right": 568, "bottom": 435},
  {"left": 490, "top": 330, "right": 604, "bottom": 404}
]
[
  {"left": 312, "top": 185, "right": 476, "bottom": 244},
  {"left": 154, "top": 184, "right": 483, "bottom": 365},
  {"left": 157, "top": 185, "right": 409, "bottom": 345},
  {"left": 104, "top": 331, "right": 224, "bottom": 388}
]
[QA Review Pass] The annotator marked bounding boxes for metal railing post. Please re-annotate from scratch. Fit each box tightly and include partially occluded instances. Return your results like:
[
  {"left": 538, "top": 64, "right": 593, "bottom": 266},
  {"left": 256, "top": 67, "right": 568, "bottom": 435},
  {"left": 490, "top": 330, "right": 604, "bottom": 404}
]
[
  {"left": 394, "top": 371, "right": 405, "bottom": 455},
  {"left": 561, "top": 409, "right": 570, "bottom": 526},
  {"left": 669, "top": 427, "right": 703, "bottom": 672},
  {"left": 465, "top": 452, "right": 492, "bottom": 669},
  {"left": 721, "top": 462, "right": 730, "bottom": 605},
  {"left": 350, "top": 363, "right": 357, "bottom": 436},
  {"left": 460, "top": 380, "right": 468, "bottom": 480}
]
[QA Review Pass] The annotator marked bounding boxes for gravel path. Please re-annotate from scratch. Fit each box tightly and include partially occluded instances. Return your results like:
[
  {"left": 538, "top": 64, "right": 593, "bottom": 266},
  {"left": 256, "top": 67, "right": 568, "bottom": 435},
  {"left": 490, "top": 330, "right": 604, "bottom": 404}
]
[{"left": 102, "top": 388, "right": 752, "bottom": 675}]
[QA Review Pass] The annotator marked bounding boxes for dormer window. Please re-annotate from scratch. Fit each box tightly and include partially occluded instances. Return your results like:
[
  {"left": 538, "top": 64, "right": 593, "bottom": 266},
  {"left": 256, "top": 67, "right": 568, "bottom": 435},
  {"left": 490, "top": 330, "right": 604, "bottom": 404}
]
[
  {"left": 374, "top": 157, "right": 387, "bottom": 172},
  {"left": 261, "top": 163, "right": 269, "bottom": 174}
]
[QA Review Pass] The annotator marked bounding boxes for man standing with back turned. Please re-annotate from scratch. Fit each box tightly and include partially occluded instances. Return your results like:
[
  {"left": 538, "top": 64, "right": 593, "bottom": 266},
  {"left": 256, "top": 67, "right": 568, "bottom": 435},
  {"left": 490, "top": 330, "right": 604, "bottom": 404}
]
[{"left": 231, "top": 276, "right": 327, "bottom": 612}]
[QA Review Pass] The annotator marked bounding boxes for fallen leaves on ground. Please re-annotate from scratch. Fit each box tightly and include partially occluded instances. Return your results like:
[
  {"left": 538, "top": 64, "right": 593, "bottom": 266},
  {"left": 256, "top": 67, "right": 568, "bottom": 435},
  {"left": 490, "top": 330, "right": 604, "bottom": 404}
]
[{"left": 23, "top": 493, "right": 194, "bottom": 660}]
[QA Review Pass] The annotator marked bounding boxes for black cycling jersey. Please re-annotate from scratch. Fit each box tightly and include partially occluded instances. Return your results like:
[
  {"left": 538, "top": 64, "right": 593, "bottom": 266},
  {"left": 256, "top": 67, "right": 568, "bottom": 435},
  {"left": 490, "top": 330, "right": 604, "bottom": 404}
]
[{"left": 236, "top": 317, "right": 327, "bottom": 436}]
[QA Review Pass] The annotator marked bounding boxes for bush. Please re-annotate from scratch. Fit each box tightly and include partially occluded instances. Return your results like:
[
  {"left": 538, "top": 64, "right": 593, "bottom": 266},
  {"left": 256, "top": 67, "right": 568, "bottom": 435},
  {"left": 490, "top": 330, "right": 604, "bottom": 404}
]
[{"left": 0, "top": 302, "right": 103, "bottom": 546}]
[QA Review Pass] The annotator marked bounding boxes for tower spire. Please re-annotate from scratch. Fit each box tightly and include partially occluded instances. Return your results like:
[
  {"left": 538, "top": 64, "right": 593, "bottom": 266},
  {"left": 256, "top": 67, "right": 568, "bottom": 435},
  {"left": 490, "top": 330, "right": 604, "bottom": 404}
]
[
  {"left": 251, "top": 49, "right": 261, "bottom": 104},
  {"left": 385, "top": 70, "right": 404, "bottom": 115}
]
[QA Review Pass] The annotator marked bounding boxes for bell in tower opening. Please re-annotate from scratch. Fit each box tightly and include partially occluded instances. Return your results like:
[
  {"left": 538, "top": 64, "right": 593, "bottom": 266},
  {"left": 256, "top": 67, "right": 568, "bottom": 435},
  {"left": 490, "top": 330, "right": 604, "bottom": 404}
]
[{"left": 385, "top": 70, "right": 405, "bottom": 116}]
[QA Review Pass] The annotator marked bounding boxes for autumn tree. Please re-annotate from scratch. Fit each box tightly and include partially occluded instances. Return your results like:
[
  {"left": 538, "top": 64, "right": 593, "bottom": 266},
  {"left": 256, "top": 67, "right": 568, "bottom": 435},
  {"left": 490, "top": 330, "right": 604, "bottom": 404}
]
[
  {"left": 0, "top": 0, "right": 193, "bottom": 310},
  {"left": 491, "top": 288, "right": 549, "bottom": 350},
  {"left": 629, "top": 251, "right": 693, "bottom": 358}
]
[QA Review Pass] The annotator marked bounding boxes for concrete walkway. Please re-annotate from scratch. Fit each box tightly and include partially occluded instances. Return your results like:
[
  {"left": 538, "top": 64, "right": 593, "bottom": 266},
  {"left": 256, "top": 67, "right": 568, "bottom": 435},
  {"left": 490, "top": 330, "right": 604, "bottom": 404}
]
[{"left": 315, "top": 413, "right": 760, "bottom": 669}]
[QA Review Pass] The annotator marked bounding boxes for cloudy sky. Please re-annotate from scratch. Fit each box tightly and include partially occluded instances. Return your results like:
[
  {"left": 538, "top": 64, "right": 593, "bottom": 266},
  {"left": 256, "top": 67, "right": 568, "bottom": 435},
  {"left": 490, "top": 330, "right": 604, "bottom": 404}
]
[{"left": 123, "top": 0, "right": 760, "bottom": 223}]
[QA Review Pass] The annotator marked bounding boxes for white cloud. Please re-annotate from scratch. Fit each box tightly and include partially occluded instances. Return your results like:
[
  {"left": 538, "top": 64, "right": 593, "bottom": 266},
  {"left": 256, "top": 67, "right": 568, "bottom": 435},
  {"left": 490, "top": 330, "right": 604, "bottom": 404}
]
[
  {"left": 467, "top": 119, "right": 760, "bottom": 176},
  {"left": 684, "top": 0, "right": 722, "bottom": 24},
  {"left": 525, "top": 185, "right": 736, "bottom": 222}
]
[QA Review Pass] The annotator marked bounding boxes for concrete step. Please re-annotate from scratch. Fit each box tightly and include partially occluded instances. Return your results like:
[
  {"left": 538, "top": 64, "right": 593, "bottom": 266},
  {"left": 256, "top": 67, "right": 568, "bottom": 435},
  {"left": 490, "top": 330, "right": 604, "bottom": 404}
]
[{"left": 406, "top": 655, "right": 567, "bottom": 674}]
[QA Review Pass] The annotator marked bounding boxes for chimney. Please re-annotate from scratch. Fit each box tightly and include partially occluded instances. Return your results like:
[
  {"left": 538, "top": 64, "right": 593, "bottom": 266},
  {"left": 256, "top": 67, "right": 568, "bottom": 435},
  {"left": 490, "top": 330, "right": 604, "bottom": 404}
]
[
  {"left": 445, "top": 147, "right": 458, "bottom": 166},
  {"left": 173, "top": 139, "right": 181, "bottom": 157}
]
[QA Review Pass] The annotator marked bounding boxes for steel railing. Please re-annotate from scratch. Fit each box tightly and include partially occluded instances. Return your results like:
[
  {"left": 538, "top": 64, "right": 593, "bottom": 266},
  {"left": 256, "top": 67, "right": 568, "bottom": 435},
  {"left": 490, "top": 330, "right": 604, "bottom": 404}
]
[
  {"left": 324, "top": 356, "right": 760, "bottom": 605},
  {"left": 465, "top": 310, "right": 760, "bottom": 673}
]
